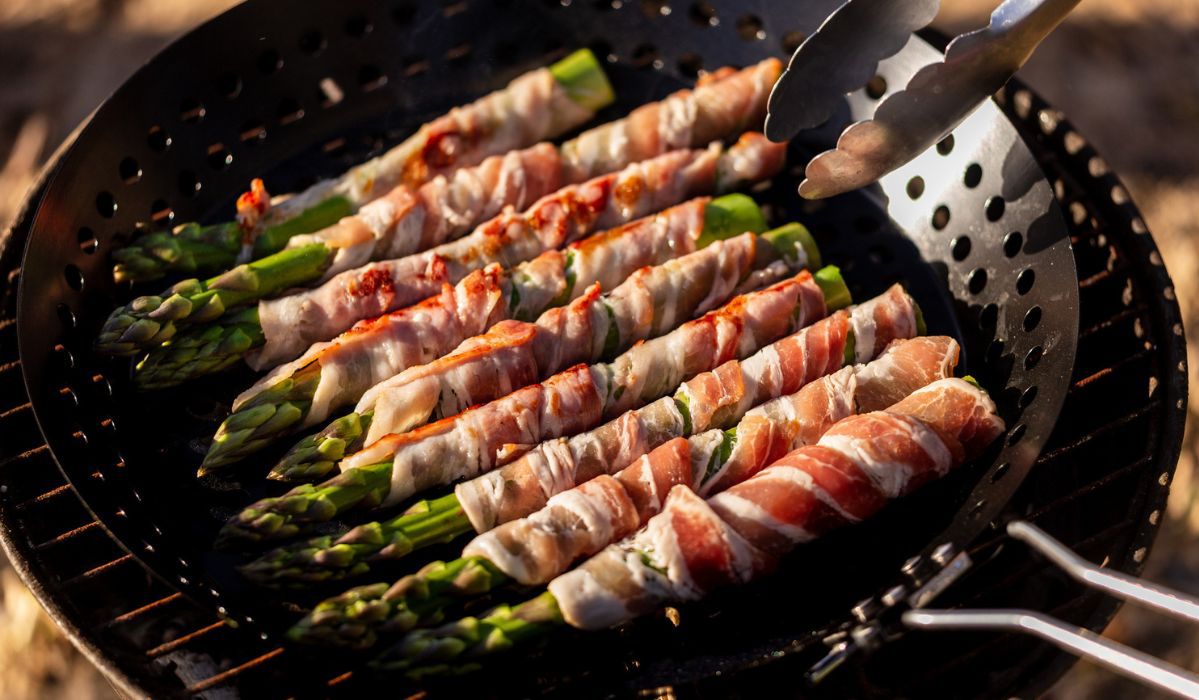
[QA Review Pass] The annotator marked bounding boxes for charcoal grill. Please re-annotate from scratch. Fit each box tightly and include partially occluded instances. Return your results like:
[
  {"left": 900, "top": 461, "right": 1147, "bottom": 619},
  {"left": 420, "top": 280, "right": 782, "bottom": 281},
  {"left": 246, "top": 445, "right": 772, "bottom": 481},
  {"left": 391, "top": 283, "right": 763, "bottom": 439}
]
[{"left": 0, "top": 0, "right": 1186, "bottom": 697}]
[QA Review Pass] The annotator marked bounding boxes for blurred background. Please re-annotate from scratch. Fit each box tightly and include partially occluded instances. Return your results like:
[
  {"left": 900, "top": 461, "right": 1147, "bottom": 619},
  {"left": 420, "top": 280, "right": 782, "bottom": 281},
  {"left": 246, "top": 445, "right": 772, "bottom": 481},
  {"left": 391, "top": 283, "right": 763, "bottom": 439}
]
[{"left": 1, "top": 0, "right": 1197, "bottom": 697}]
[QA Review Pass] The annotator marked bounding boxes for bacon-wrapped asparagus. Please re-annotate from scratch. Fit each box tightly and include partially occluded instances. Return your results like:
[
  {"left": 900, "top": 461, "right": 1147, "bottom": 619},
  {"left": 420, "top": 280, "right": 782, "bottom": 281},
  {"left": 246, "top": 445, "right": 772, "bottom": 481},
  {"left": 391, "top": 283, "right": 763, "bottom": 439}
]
[
  {"left": 373, "top": 378, "right": 1004, "bottom": 671},
  {"left": 111, "top": 49, "right": 613, "bottom": 284},
  {"left": 218, "top": 268, "right": 845, "bottom": 546},
  {"left": 122, "top": 132, "right": 784, "bottom": 376},
  {"left": 282, "top": 337, "right": 957, "bottom": 646},
  {"left": 235, "top": 281, "right": 917, "bottom": 582},
  {"left": 133, "top": 131, "right": 783, "bottom": 389},
  {"left": 99, "top": 59, "right": 782, "bottom": 357},
  {"left": 458, "top": 284, "right": 921, "bottom": 532},
  {"left": 271, "top": 223, "right": 816, "bottom": 481},
  {"left": 197, "top": 192, "right": 783, "bottom": 472},
  {"left": 236, "top": 289, "right": 917, "bottom": 580}
]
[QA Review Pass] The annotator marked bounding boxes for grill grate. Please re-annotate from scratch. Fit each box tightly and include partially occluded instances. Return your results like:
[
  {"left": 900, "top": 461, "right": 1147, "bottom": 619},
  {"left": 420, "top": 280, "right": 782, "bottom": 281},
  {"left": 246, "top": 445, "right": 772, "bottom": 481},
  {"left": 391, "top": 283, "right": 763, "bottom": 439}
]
[{"left": 0, "top": 3, "right": 1185, "bottom": 699}]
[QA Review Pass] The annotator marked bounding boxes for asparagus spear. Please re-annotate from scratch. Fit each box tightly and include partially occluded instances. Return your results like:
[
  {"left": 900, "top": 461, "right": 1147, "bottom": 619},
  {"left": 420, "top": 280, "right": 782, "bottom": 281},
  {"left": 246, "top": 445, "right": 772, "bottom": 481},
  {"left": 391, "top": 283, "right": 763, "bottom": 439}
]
[
  {"left": 96, "top": 244, "right": 334, "bottom": 355},
  {"left": 369, "top": 592, "right": 564, "bottom": 674},
  {"left": 199, "top": 194, "right": 769, "bottom": 472},
  {"left": 284, "top": 556, "right": 507, "bottom": 650},
  {"left": 111, "top": 221, "right": 241, "bottom": 286},
  {"left": 133, "top": 307, "right": 264, "bottom": 390},
  {"left": 282, "top": 558, "right": 507, "bottom": 648},
  {"left": 109, "top": 50, "right": 612, "bottom": 284},
  {"left": 216, "top": 462, "right": 393, "bottom": 546},
  {"left": 217, "top": 267, "right": 849, "bottom": 548},
  {"left": 269, "top": 411, "right": 374, "bottom": 482},
  {"left": 267, "top": 217, "right": 814, "bottom": 483}
]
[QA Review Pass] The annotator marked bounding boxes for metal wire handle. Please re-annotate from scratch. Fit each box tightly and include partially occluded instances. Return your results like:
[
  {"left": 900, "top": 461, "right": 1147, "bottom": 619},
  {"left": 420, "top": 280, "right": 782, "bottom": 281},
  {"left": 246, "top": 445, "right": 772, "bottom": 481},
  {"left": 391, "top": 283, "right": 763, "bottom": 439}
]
[{"left": 905, "top": 521, "right": 1199, "bottom": 699}]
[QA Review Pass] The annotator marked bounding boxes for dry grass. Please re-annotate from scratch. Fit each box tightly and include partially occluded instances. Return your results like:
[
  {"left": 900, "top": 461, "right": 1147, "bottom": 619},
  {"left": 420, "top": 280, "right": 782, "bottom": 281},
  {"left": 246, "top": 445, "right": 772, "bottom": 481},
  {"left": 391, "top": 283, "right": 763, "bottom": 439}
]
[{"left": 1, "top": 2, "right": 1197, "bottom": 697}]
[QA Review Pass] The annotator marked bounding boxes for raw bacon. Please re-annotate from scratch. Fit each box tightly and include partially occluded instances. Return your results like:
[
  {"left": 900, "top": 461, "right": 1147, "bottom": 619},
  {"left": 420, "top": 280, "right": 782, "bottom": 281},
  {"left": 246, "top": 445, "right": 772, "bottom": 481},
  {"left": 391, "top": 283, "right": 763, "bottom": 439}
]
[
  {"left": 456, "top": 286, "right": 921, "bottom": 533},
  {"left": 698, "top": 335, "right": 960, "bottom": 495},
  {"left": 461, "top": 336, "right": 958, "bottom": 586},
  {"left": 252, "top": 134, "right": 785, "bottom": 368},
  {"left": 549, "top": 378, "right": 1004, "bottom": 630},
  {"left": 356, "top": 232, "right": 771, "bottom": 443},
  {"left": 287, "top": 144, "right": 564, "bottom": 277},
  {"left": 240, "top": 63, "right": 596, "bottom": 233},
  {"left": 340, "top": 270, "right": 828, "bottom": 505},
  {"left": 560, "top": 59, "right": 781, "bottom": 181}
]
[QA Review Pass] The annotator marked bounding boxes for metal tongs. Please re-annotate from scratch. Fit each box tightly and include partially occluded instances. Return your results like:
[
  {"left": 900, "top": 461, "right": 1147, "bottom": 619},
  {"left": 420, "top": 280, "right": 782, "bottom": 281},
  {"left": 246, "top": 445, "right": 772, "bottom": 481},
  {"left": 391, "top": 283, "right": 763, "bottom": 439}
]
[
  {"left": 807, "top": 522, "right": 1199, "bottom": 697},
  {"left": 765, "top": 0, "right": 1081, "bottom": 199},
  {"left": 908, "top": 522, "right": 1199, "bottom": 698}
]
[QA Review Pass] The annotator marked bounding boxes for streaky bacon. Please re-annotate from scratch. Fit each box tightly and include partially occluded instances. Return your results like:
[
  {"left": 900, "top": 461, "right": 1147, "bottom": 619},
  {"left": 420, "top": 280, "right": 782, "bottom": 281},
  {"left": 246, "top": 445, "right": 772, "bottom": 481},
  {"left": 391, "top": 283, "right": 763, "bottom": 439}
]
[
  {"left": 459, "top": 336, "right": 958, "bottom": 587},
  {"left": 341, "top": 269, "right": 827, "bottom": 505},
  {"left": 242, "top": 65, "right": 593, "bottom": 234},
  {"left": 252, "top": 138, "right": 777, "bottom": 368},
  {"left": 560, "top": 59, "right": 781, "bottom": 181},
  {"left": 288, "top": 143, "right": 566, "bottom": 279},
  {"left": 698, "top": 336, "right": 960, "bottom": 495},
  {"left": 453, "top": 287, "right": 922, "bottom": 533},
  {"left": 354, "top": 232, "right": 765, "bottom": 445},
  {"left": 549, "top": 378, "right": 1004, "bottom": 630}
]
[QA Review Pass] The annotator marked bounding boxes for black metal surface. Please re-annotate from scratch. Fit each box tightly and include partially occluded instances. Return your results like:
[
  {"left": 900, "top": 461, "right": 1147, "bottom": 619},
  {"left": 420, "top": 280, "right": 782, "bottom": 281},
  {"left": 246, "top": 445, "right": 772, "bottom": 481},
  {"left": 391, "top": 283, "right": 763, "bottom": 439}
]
[{"left": 0, "top": 1, "right": 1183, "bottom": 698}]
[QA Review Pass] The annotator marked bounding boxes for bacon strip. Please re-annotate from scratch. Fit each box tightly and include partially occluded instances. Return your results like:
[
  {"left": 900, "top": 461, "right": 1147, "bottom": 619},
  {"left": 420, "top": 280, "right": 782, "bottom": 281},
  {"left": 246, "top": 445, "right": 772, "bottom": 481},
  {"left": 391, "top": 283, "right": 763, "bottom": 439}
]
[
  {"left": 242, "top": 66, "right": 594, "bottom": 233},
  {"left": 252, "top": 134, "right": 785, "bottom": 369},
  {"left": 458, "top": 337, "right": 957, "bottom": 587},
  {"left": 274, "top": 60, "right": 785, "bottom": 281},
  {"left": 288, "top": 144, "right": 565, "bottom": 278},
  {"left": 560, "top": 59, "right": 781, "bottom": 181},
  {"left": 340, "top": 270, "right": 827, "bottom": 505},
  {"left": 356, "top": 233, "right": 772, "bottom": 443},
  {"left": 455, "top": 286, "right": 921, "bottom": 533},
  {"left": 697, "top": 336, "right": 959, "bottom": 496},
  {"left": 549, "top": 378, "right": 1005, "bottom": 630},
  {"left": 236, "top": 195, "right": 767, "bottom": 428}
]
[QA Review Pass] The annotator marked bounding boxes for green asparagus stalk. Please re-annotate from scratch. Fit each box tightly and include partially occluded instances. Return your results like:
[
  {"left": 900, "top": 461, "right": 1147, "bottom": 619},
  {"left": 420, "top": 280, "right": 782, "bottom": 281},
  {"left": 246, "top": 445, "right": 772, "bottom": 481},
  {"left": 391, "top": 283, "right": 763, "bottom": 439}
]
[
  {"left": 267, "top": 410, "right": 374, "bottom": 482},
  {"left": 133, "top": 307, "right": 264, "bottom": 390},
  {"left": 109, "top": 50, "right": 611, "bottom": 284},
  {"left": 240, "top": 492, "right": 476, "bottom": 586},
  {"left": 216, "top": 462, "right": 395, "bottom": 547},
  {"left": 95, "top": 243, "right": 333, "bottom": 356},
  {"left": 368, "top": 592, "right": 564, "bottom": 675},
  {"left": 249, "top": 195, "right": 357, "bottom": 260},
  {"left": 240, "top": 493, "right": 466, "bottom": 584},
  {"left": 111, "top": 221, "right": 242, "bottom": 285},
  {"left": 285, "top": 556, "right": 508, "bottom": 649},
  {"left": 199, "top": 361, "right": 323, "bottom": 474},
  {"left": 198, "top": 194, "right": 768, "bottom": 472},
  {"left": 219, "top": 267, "right": 849, "bottom": 550}
]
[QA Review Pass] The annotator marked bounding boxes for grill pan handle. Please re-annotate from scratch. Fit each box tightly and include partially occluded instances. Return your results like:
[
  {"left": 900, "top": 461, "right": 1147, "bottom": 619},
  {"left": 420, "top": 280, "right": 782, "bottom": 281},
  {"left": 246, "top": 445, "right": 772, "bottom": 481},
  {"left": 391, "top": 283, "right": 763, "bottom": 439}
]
[{"left": 905, "top": 521, "right": 1199, "bottom": 699}]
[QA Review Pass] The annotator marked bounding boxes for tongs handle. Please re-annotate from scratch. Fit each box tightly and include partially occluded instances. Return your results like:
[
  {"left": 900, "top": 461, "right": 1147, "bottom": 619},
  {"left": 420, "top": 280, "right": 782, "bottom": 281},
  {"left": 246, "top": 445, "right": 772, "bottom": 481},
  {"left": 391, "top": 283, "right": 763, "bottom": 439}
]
[
  {"left": 906, "top": 521, "right": 1199, "bottom": 699},
  {"left": 905, "top": 609, "right": 1199, "bottom": 699},
  {"left": 1008, "top": 521, "right": 1199, "bottom": 623}
]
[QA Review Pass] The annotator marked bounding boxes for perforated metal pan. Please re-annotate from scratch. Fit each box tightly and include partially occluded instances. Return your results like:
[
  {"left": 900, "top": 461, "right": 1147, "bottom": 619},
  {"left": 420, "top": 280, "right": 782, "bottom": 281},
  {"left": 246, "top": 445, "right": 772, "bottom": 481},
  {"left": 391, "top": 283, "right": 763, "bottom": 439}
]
[{"left": 7, "top": 0, "right": 1106, "bottom": 695}]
